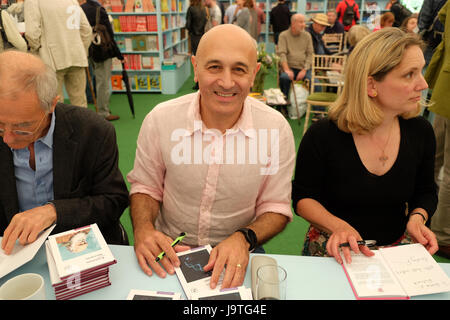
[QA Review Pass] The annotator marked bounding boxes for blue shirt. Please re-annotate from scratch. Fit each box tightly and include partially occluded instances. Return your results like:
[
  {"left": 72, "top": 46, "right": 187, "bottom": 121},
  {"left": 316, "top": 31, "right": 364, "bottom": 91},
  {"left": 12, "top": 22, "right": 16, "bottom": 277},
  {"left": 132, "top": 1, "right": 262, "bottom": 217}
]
[{"left": 12, "top": 113, "right": 56, "bottom": 212}]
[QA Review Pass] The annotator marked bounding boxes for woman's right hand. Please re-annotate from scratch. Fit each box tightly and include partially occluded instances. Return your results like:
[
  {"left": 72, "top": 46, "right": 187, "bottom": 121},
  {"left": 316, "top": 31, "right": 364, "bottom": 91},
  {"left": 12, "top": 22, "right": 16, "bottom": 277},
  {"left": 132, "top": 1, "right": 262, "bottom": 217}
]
[{"left": 326, "top": 222, "right": 374, "bottom": 264}]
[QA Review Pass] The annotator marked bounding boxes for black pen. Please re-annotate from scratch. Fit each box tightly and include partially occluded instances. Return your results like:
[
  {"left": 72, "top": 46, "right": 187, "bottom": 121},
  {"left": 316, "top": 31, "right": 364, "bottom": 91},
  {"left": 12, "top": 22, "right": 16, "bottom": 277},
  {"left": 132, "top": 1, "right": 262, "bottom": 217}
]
[
  {"left": 339, "top": 240, "right": 377, "bottom": 248},
  {"left": 155, "top": 232, "right": 186, "bottom": 262}
]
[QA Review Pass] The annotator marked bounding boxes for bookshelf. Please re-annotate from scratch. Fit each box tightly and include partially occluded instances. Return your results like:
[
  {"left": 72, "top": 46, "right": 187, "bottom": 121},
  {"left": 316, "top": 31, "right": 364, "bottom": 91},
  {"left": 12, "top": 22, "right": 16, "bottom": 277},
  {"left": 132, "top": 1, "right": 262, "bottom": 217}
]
[{"left": 107, "top": 0, "right": 190, "bottom": 94}]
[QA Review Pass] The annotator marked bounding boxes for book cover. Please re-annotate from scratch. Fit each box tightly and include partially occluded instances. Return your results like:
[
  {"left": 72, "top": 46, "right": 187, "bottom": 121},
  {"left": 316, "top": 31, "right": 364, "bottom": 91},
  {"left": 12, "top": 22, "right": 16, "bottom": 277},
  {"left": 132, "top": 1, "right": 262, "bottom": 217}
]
[{"left": 47, "top": 224, "right": 116, "bottom": 280}]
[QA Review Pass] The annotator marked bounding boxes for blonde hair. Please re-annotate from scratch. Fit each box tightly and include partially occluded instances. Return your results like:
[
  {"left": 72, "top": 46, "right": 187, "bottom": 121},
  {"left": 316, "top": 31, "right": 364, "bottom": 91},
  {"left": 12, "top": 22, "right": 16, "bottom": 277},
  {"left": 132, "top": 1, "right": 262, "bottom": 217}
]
[
  {"left": 328, "top": 28, "right": 424, "bottom": 134},
  {"left": 347, "top": 25, "right": 370, "bottom": 47}
]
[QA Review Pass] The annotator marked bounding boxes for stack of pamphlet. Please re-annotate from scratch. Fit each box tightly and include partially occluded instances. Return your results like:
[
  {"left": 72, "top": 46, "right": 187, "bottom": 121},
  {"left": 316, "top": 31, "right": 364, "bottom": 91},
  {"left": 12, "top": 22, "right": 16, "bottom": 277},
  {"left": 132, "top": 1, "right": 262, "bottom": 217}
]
[
  {"left": 45, "top": 224, "right": 116, "bottom": 300},
  {"left": 174, "top": 245, "right": 253, "bottom": 300}
]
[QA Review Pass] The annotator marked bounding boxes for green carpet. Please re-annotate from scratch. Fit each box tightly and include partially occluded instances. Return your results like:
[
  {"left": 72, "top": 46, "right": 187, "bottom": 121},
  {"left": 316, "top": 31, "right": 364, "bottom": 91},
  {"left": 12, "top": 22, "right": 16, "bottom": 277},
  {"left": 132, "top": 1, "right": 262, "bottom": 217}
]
[{"left": 87, "top": 67, "right": 449, "bottom": 263}]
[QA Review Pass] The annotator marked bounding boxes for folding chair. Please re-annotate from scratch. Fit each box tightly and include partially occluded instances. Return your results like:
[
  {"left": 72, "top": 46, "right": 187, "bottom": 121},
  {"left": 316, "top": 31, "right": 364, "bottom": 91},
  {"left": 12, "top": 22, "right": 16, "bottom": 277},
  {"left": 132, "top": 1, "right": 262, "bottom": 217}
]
[
  {"left": 322, "top": 33, "right": 344, "bottom": 54},
  {"left": 303, "top": 54, "right": 346, "bottom": 135}
]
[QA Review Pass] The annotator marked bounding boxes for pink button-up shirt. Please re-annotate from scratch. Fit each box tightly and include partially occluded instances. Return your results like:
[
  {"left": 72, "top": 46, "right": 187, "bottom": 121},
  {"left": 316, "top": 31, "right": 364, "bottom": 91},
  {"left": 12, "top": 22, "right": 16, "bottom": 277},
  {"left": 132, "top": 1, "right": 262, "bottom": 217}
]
[{"left": 127, "top": 92, "right": 295, "bottom": 246}]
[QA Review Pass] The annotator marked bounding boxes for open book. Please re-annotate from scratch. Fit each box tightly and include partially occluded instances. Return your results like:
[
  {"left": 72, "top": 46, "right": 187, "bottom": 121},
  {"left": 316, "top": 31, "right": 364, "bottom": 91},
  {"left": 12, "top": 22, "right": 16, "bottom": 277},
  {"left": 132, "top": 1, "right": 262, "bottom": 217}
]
[{"left": 342, "top": 243, "right": 450, "bottom": 299}]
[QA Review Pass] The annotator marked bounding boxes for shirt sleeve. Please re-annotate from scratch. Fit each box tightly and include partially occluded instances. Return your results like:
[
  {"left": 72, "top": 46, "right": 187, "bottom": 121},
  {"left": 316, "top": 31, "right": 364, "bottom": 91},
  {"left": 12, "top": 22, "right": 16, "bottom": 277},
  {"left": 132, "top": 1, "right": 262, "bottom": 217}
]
[
  {"left": 408, "top": 117, "right": 438, "bottom": 222},
  {"left": 255, "top": 118, "right": 296, "bottom": 221},
  {"left": 127, "top": 111, "right": 166, "bottom": 202},
  {"left": 276, "top": 32, "right": 288, "bottom": 64}
]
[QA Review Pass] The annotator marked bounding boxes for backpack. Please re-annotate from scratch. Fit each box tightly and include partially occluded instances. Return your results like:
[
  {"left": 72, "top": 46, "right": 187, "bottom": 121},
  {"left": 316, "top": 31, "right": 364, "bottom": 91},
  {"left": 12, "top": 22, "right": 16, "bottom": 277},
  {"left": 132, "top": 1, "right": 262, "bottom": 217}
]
[
  {"left": 89, "top": 6, "right": 115, "bottom": 62},
  {"left": 0, "top": 10, "right": 16, "bottom": 50},
  {"left": 342, "top": 0, "right": 355, "bottom": 26}
]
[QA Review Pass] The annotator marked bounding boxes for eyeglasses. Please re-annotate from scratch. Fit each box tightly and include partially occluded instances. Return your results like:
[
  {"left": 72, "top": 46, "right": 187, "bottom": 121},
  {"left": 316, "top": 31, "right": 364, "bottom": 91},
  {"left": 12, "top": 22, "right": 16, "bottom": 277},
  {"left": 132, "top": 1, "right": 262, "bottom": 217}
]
[{"left": 0, "top": 113, "right": 48, "bottom": 137}]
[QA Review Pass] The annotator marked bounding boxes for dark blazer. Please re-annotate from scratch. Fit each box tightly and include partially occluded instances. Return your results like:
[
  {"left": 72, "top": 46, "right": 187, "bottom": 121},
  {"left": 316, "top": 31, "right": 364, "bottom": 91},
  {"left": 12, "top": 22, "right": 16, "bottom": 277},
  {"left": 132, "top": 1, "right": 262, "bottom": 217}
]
[{"left": 0, "top": 104, "right": 129, "bottom": 244}]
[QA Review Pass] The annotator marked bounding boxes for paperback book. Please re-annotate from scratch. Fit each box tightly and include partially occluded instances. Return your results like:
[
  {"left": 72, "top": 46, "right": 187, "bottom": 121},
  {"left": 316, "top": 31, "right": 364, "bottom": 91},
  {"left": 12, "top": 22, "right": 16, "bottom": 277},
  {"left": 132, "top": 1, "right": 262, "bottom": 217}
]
[{"left": 45, "top": 224, "right": 116, "bottom": 300}]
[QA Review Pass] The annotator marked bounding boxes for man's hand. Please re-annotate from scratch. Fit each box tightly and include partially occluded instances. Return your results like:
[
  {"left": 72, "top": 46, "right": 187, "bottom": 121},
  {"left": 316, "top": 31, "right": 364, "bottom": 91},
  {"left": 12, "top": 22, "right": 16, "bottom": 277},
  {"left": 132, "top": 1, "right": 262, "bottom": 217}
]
[
  {"left": 203, "top": 232, "right": 250, "bottom": 290},
  {"left": 285, "top": 69, "right": 294, "bottom": 81},
  {"left": 1, "top": 204, "right": 56, "bottom": 254},
  {"left": 296, "top": 69, "right": 307, "bottom": 81},
  {"left": 133, "top": 224, "right": 190, "bottom": 278}
]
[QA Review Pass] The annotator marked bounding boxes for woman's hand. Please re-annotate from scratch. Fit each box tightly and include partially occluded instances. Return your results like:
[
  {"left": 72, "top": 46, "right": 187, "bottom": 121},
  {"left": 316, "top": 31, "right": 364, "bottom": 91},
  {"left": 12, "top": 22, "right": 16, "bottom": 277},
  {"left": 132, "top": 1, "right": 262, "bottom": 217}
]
[
  {"left": 406, "top": 214, "right": 438, "bottom": 255},
  {"left": 326, "top": 221, "right": 374, "bottom": 264}
]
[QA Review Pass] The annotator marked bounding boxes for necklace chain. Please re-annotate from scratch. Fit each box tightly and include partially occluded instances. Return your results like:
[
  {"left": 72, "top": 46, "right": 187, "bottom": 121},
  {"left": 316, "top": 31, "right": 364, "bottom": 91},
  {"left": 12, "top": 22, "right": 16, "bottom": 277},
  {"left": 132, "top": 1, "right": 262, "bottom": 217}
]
[{"left": 371, "top": 120, "right": 396, "bottom": 166}]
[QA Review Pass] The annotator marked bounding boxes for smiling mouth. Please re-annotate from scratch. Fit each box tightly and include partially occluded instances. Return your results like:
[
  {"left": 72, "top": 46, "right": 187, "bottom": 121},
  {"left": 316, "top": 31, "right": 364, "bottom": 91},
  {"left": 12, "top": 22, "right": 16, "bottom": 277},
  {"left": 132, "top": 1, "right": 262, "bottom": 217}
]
[{"left": 215, "top": 91, "right": 236, "bottom": 98}]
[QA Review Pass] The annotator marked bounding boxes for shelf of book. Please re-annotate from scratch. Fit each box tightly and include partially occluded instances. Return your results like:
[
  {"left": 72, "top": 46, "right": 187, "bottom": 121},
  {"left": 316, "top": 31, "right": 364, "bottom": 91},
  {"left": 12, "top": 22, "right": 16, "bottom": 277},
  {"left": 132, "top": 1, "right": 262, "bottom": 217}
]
[{"left": 107, "top": 0, "right": 190, "bottom": 94}]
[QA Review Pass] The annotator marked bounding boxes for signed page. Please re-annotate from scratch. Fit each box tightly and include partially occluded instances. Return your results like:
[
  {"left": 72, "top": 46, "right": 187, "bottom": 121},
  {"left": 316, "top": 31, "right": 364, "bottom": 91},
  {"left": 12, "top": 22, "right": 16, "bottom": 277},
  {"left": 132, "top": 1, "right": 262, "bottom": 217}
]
[{"left": 380, "top": 243, "right": 450, "bottom": 297}]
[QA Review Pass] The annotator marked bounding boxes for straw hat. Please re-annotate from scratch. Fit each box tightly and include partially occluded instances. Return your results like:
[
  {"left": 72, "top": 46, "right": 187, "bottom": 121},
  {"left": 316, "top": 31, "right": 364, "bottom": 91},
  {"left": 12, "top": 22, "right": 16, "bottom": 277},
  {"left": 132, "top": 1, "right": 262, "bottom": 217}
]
[{"left": 311, "top": 13, "right": 331, "bottom": 26}]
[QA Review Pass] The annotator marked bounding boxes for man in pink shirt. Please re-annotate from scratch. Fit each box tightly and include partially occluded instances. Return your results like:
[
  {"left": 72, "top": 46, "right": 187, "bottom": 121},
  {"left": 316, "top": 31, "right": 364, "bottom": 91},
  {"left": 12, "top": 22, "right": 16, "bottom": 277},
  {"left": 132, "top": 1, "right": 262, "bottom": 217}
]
[{"left": 127, "top": 24, "right": 295, "bottom": 290}]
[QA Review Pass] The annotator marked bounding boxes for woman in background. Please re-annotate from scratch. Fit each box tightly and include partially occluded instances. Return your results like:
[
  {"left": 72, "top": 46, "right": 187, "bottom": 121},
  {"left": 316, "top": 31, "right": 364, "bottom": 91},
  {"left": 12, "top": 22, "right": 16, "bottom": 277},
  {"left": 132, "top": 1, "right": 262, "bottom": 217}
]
[
  {"left": 401, "top": 13, "right": 419, "bottom": 33},
  {"left": 372, "top": 11, "right": 395, "bottom": 31},
  {"left": 292, "top": 28, "right": 438, "bottom": 264}
]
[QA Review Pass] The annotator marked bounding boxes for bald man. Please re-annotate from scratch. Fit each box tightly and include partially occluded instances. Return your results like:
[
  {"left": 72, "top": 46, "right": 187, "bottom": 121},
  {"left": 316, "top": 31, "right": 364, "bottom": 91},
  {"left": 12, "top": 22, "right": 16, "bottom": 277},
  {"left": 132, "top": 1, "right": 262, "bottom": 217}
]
[
  {"left": 0, "top": 51, "right": 129, "bottom": 254},
  {"left": 277, "top": 13, "right": 313, "bottom": 100},
  {"left": 128, "top": 24, "right": 295, "bottom": 289}
]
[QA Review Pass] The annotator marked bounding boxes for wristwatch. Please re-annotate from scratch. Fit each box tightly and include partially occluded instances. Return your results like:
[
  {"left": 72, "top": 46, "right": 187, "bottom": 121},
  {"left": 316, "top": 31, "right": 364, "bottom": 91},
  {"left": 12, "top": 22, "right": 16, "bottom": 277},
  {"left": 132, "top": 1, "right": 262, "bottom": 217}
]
[{"left": 236, "top": 228, "right": 257, "bottom": 252}]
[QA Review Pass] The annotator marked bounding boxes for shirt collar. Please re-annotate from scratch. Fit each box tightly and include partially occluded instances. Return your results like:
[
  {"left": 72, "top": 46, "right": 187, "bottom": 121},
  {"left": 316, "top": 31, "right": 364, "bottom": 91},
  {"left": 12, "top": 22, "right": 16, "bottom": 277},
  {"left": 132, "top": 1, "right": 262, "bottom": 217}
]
[
  {"left": 38, "top": 112, "right": 56, "bottom": 149},
  {"left": 185, "top": 92, "right": 255, "bottom": 138}
]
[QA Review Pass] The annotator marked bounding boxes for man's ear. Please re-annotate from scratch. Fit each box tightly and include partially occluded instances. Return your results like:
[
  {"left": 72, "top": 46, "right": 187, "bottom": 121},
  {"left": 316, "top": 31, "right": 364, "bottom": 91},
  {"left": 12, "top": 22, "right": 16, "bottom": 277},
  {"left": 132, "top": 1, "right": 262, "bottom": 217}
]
[
  {"left": 251, "top": 62, "right": 261, "bottom": 87},
  {"left": 49, "top": 96, "right": 59, "bottom": 113}
]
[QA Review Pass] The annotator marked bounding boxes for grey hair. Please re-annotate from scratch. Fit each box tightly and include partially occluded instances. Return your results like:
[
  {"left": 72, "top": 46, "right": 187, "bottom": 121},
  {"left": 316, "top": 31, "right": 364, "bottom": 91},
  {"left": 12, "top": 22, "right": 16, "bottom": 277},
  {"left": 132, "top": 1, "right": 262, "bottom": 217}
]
[{"left": 0, "top": 50, "right": 58, "bottom": 112}]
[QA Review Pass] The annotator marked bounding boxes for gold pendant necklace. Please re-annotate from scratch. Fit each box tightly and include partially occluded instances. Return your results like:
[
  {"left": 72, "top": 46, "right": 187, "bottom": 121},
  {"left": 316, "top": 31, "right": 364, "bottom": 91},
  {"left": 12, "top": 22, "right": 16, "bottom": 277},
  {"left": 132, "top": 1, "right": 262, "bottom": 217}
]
[{"left": 372, "top": 119, "right": 395, "bottom": 167}]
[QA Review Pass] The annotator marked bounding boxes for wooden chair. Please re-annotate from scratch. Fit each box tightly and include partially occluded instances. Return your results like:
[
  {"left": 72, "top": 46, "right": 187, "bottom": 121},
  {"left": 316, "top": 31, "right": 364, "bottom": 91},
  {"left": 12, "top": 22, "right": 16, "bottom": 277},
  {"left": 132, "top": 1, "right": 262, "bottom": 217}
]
[
  {"left": 303, "top": 54, "right": 346, "bottom": 135},
  {"left": 322, "top": 33, "right": 344, "bottom": 54}
]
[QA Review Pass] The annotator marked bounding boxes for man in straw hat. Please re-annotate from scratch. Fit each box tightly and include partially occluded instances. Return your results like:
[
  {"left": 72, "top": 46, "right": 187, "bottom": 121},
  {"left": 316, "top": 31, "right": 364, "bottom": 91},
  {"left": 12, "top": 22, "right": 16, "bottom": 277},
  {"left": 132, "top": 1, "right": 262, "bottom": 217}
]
[{"left": 307, "top": 13, "right": 332, "bottom": 55}]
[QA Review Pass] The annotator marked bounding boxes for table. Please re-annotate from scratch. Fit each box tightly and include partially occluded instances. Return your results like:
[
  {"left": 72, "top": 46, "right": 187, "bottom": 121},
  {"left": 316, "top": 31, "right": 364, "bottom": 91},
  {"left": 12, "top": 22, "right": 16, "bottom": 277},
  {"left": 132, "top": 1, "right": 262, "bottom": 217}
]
[{"left": 1, "top": 245, "right": 449, "bottom": 300}]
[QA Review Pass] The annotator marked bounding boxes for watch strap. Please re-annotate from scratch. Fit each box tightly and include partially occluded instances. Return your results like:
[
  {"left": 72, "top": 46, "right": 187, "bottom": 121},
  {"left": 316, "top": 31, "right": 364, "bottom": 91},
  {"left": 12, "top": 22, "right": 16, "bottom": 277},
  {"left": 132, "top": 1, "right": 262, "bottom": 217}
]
[{"left": 237, "top": 228, "right": 257, "bottom": 252}]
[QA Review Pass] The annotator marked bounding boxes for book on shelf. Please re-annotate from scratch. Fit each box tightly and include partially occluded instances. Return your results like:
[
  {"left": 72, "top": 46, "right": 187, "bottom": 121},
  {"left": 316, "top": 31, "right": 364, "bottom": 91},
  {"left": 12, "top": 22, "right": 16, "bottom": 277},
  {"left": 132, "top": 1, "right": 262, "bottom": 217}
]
[
  {"left": 45, "top": 224, "right": 116, "bottom": 300},
  {"left": 110, "top": 0, "right": 124, "bottom": 12},
  {"left": 111, "top": 75, "right": 123, "bottom": 90},
  {"left": 342, "top": 243, "right": 450, "bottom": 300}
]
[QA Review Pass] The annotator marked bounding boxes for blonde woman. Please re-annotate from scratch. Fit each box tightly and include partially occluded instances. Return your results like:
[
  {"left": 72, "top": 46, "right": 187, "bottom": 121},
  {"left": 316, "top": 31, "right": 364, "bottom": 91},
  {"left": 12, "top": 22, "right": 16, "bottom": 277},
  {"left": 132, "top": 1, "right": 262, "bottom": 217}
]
[{"left": 292, "top": 28, "right": 438, "bottom": 264}]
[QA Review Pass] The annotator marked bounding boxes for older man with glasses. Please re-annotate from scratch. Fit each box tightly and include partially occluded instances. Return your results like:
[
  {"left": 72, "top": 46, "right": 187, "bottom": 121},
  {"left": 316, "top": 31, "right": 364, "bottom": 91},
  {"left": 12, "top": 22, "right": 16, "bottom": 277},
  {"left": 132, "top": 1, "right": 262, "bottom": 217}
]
[{"left": 0, "top": 51, "right": 129, "bottom": 254}]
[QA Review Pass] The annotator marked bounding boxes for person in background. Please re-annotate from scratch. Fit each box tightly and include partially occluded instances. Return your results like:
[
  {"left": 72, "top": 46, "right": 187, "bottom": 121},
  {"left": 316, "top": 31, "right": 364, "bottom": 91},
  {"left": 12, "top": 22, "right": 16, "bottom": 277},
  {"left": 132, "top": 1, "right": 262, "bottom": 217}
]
[
  {"left": 307, "top": 13, "right": 332, "bottom": 55},
  {"left": 0, "top": 51, "right": 129, "bottom": 254},
  {"left": 277, "top": 13, "right": 313, "bottom": 100},
  {"left": 372, "top": 11, "right": 395, "bottom": 31},
  {"left": 0, "top": 9, "right": 27, "bottom": 52},
  {"left": 401, "top": 13, "right": 419, "bottom": 33},
  {"left": 186, "top": 0, "right": 207, "bottom": 90},
  {"left": 336, "top": 0, "right": 360, "bottom": 31},
  {"left": 325, "top": 10, "right": 345, "bottom": 34},
  {"left": 269, "top": 0, "right": 291, "bottom": 45},
  {"left": 128, "top": 24, "right": 295, "bottom": 289},
  {"left": 292, "top": 28, "right": 438, "bottom": 264},
  {"left": 6, "top": 0, "right": 24, "bottom": 22},
  {"left": 25, "top": 0, "right": 92, "bottom": 108},
  {"left": 425, "top": 0, "right": 450, "bottom": 259},
  {"left": 224, "top": 1, "right": 237, "bottom": 23},
  {"left": 346, "top": 24, "right": 370, "bottom": 54},
  {"left": 204, "top": 0, "right": 222, "bottom": 31},
  {"left": 418, "top": 0, "right": 447, "bottom": 66},
  {"left": 80, "top": 0, "right": 123, "bottom": 121}
]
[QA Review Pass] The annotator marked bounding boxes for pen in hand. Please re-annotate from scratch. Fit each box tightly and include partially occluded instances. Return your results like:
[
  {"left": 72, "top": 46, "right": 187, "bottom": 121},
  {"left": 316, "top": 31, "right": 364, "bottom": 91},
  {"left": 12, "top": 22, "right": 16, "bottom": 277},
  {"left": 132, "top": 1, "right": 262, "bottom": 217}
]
[
  {"left": 339, "top": 240, "right": 377, "bottom": 248},
  {"left": 155, "top": 232, "right": 186, "bottom": 262}
]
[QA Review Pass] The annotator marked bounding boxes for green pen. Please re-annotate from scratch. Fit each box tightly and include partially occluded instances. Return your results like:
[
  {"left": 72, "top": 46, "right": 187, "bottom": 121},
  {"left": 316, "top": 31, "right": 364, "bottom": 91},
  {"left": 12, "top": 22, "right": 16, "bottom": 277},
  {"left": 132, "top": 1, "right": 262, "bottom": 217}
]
[{"left": 155, "top": 232, "right": 186, "bottom": 262}]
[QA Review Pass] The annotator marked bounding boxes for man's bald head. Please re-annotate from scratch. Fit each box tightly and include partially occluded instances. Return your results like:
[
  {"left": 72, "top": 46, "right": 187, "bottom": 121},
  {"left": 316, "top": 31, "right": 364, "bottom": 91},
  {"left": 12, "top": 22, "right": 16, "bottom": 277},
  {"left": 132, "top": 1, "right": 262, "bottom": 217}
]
[
  {"left": 0, "top": 50, "right": 58, "bottom": 111},
  {"left": 195, "top": 24, "right": 258, "bottom": 67}
]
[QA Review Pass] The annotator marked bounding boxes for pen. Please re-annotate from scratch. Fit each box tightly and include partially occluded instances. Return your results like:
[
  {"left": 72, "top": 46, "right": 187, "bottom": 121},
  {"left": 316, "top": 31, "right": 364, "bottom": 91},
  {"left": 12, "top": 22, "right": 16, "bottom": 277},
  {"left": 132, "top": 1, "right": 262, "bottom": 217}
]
[
  {"left": 155, "top": 232, "right": 186, "bottom": 262},
  {"left": 339, "top": 240, "right": 377, "bottom": 248}
]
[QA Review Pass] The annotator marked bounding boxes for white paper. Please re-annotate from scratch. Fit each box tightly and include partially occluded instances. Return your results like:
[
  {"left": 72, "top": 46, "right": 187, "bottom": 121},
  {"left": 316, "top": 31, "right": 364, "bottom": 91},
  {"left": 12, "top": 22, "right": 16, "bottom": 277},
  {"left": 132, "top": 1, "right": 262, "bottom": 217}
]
[
  {"left": 342, "top": 250, "right": 407, "bottom": 298},
  {"left": 380, "top": 243, "right": 450, "bottom": 297},
  {"left": 191, "top": 286, "right": 253, "bottom": 300},
  {"left": 126, "top": 289, "right": 182, "bottom": 300},
  {"left": 0, "top": 224, "right": 56, "bottom": 278}
]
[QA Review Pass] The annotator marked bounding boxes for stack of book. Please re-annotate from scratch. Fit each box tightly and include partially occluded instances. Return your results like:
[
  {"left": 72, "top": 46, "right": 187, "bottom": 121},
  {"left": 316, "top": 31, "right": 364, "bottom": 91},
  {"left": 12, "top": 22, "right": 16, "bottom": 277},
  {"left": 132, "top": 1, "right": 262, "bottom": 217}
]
[{"left": 45, "top": 224, "right": 116, "bottom": 300}]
